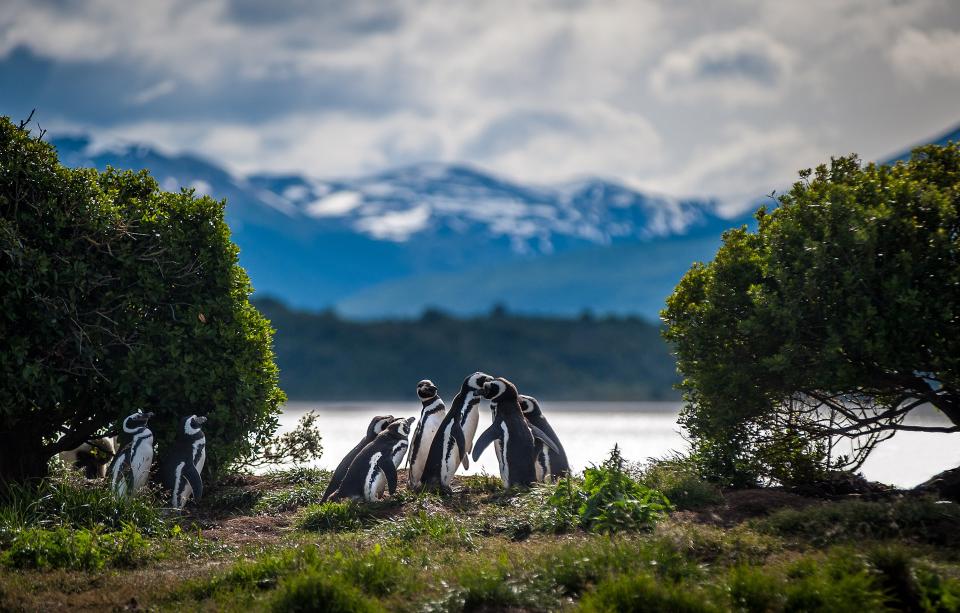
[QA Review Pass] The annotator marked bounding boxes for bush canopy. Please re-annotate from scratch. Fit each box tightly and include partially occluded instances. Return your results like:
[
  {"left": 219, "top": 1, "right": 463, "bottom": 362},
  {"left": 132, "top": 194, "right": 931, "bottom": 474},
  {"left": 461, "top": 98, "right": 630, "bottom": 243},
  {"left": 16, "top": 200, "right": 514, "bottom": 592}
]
[
  {"left": 0, "top": 116, "right": 285, "bottom": 484},
  {"left": 662, "top": 144, "right": 960, "bottom": 486}
]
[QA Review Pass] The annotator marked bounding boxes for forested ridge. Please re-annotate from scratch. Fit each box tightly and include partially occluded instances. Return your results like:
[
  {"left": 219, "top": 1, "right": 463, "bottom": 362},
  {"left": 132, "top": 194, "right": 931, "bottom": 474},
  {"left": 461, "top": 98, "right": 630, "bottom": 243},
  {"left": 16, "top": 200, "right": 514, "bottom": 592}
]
[{"left": 255, "top": 298, "right": 679, "bottom": 401}]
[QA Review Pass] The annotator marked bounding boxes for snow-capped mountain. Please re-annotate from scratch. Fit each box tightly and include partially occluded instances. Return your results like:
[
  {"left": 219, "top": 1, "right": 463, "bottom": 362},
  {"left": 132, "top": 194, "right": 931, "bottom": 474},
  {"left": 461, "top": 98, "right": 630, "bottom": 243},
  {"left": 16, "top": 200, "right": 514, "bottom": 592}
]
[{"left": 50, "top": 134, "right": 737, "bottom": 319}]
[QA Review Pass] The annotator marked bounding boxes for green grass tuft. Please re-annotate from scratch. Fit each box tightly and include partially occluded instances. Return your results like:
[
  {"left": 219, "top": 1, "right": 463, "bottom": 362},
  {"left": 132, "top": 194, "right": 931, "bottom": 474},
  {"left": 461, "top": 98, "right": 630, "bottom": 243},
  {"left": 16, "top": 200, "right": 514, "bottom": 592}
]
[
  {"left": 1, "top": 523, "right": 150, "bottom": 570},
  {"left": 268, "top": 571, "right": 383, "bottom": 613}
]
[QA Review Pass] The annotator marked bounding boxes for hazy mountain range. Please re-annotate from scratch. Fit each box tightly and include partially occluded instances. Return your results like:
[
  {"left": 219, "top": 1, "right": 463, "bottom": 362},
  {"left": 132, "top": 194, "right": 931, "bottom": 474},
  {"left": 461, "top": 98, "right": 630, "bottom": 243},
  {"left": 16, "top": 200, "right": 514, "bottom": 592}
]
[{"left": 50, "top": 122, "right": 957, "bottom": 320}]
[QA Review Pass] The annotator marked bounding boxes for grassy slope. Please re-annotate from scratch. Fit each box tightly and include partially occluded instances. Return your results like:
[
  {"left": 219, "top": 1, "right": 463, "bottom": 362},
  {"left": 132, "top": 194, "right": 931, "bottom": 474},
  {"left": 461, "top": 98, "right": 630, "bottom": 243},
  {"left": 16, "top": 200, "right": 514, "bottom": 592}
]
[{"left": 1, "top": 469, "right": 959, "bottom": 612}]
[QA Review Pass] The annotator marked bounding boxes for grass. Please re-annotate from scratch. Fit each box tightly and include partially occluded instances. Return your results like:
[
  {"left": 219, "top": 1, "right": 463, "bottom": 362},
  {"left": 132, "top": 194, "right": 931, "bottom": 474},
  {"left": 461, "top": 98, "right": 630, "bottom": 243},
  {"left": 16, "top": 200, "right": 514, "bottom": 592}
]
[{"left": 1, "top": 451, "right": 959, "bottom": 611}]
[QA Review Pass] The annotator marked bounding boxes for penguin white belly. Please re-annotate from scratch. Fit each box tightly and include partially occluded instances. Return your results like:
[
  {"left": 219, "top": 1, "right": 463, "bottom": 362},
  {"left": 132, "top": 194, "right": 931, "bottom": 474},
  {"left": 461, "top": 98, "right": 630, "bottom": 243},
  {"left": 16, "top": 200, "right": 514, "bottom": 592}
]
[
  {"left": 460, "top": 396, "right": 480, "bottom": 468},
  {"left": 173, "top": 461, "right": 194, "bottom": 508},
  {"left": 392, "top": 442, "right": 408, "bottom": 468},
  {"left": 364, "top": 452, "right": 385, "bottom": 501},
  {"left": 131, "top": 438, "right": 154, "bottom": 492},
  {"left": 498, "top": 423, "right": 510, "bottom": 486},
  {"left": 111, "top": 456, "right": 129, "bottom": 497},
  {"left": 194, "top": 439, "right": 206, "bottom": 473},
  {"left": 411, "top": 415, "right": 444, "bottom": 484},
  {"left": 440, "top": 422, "right": 462, "bottom": 486}
]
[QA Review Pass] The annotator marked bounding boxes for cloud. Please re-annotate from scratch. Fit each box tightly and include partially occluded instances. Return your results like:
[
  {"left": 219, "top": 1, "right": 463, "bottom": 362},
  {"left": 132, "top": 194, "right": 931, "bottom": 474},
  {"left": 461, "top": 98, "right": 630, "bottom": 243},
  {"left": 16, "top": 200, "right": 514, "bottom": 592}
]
[
  {"left": 127, "top": 79, "right": 176, "bottom": 106},
  {"left": 650, "top": 30, "right": 794, "bottom": 106},
  {"left": 889, "top": 28, "right": 960, "bottom": 82}
]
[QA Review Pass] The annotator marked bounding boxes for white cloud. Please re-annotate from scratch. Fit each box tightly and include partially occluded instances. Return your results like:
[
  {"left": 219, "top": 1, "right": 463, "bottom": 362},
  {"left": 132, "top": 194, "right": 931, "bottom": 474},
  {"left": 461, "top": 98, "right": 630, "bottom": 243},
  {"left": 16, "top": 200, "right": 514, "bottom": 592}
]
[
  {"left": 650, "top": 30, "right": 794, "bottom": 106},
  {"left": 889, "top": 28, "right": 960, "bottom": 82},
  {"left": 305, "top": 191, "right": 363, "bottom": 218}
]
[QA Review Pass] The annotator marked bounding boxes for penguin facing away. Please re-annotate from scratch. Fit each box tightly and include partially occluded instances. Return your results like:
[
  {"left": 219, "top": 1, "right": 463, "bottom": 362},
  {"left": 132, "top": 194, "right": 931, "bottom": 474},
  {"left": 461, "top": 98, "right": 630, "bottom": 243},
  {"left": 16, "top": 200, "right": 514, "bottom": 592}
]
[
  {"left": 321, "top": 414, "right": 395, "bottom": 503},
  {"left": 408, "top": 379, "right": 446, "bottom": 490},
  {"left": 160, "top": 415, "right": 207, "bottom": 509},
  {"left": 331, "top": 417, "right": 415, "bottom": 501},
  {"left": 421, "top": 372, "right": 492, "bottom": 492},
  {"left": 471, "top": 378, "right": 560, "bottom": 488},
  {"left": 109, "top": 410, "right": 155, "bottom": 498},
  {"left": 519, "top": 395, "right": 570, "bottom": 482}
]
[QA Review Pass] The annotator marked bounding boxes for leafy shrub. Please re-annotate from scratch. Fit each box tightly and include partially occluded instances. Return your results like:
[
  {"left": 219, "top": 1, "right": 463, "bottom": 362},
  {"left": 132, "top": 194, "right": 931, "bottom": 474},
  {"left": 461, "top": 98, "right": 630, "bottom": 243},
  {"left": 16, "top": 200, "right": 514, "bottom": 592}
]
[
  {"left": 269, "top": 571, "right": 382, "bottom": 613},
  {"left": 639, "top": 454, "right": 723, "bottom": 511},
  {"left": 758, "top": 497, "right": 960, "bottom": 547},
  {"left": 578, "top": 573, "right": 718, "bottom": 613},
  {"left": 0, "top": 115, "right": 285, "bottom": 484},
  {"left": 545, "top": 446, "right": 672, "bottom": 534},
  {"left": 0, "top": 469, "right": 164, "bottom": 541},
  {"left": 231, "top": 411, "right": 324, "bottom": 472},
  {"left": 1, "top": 523, "right": 149, "bottom": 570}
]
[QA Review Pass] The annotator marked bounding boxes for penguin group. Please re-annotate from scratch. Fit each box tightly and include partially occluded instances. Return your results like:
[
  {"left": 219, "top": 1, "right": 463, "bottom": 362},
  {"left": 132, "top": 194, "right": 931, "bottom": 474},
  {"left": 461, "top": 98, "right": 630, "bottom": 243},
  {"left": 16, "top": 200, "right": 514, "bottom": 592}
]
[
  {"left": 60, "top": 409, "right": 208, "bottom": 510},
  {"left": 327, "top": 372, "right": 569, "bottom": 502}
]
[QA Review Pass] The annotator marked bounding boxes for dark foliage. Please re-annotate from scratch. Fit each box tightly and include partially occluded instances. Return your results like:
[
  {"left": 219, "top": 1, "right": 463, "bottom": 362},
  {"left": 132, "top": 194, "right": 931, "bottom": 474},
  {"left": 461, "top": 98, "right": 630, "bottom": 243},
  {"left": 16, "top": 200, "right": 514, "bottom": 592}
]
[{"left": 256, "top": 299, "right": 678, "bottom": 400}]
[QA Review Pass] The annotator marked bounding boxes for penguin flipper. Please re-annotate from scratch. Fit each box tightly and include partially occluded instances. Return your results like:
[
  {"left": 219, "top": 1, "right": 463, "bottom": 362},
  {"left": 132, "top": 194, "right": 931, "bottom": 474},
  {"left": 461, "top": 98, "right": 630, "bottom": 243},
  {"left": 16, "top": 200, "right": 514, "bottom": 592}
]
[
  {"left": 379, "top": 454, "right": 398, "bottom": 495},
  {"left": 472, "top": 424, "right": 499, "bottom": 462},
  {"left": 452, "top": 422, "right": 466, "bottom": 460},
  {"left": 184, "top": 462, "right": 204, "bottom": 500},
  {"left": 462, "top": 455, "right": 470, "bottom": 470},
  {"left": 529, "top": 425, "right": 561, "bottom": 455}
]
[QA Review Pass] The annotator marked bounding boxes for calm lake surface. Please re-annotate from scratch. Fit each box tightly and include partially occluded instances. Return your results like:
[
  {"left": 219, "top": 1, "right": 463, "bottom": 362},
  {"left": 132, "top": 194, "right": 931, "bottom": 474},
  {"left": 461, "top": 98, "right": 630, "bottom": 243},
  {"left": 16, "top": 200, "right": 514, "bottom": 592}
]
[{"left": 279, "top": 401, "right": 959, "bottom": 489}]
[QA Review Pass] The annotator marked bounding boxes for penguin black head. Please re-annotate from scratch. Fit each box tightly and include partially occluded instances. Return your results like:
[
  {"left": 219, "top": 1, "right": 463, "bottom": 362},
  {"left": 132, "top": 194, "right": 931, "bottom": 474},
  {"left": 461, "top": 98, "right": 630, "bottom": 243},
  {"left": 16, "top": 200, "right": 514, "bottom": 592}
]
[
  {"left": 463, "top": 371, "right": 493, "bottom": 393},
  {"left": 179, "top": 415, "right": 207, "bottom": 437},
  {"left": 416, "top": 379, "right": 438, "bottom": 400},
  {"left": 122, "top": 409, "right": 154, "bottom": 433},
  {"left": 519, "top": 395, "right": 542, "bottom": 418},
  {"left": 385, "top": 416, "right": 416, "bottom": 439},
  {"left": 481, "top": 377, "right": 518, "bottom": 402},
  {"left": 367, "top": 415, "right": 396, "bottom": 439}
]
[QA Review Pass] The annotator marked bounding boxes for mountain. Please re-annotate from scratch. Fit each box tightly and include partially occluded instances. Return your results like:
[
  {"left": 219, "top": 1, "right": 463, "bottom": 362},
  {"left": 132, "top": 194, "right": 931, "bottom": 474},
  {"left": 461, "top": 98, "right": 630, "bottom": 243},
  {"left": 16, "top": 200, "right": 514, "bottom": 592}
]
[{"left": 50, "top": 134, "right": 742, "bottom": 320}]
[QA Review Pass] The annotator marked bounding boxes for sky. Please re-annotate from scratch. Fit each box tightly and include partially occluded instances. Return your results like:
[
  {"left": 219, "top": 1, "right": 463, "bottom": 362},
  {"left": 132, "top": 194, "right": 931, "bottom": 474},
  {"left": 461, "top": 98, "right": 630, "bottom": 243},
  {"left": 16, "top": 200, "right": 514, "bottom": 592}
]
[{"left": 2, "top": 0, "right": 960, "bottom": 214}]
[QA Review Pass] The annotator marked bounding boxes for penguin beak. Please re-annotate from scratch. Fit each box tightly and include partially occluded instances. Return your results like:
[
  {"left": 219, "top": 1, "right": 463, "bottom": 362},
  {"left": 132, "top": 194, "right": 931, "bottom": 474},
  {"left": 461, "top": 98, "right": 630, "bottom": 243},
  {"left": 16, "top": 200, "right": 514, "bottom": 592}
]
[
  {"left": 196, "top": 416, "right": 207, "bottom": 424},
  {"left": 481, "top": 382, "right": 495, "bottom": 399},
  {"left": 404, "top": 417, "right": 415, "bottom": 426},
  {"left": 144, "top": 412, "right": 155, "bottom": 419}
]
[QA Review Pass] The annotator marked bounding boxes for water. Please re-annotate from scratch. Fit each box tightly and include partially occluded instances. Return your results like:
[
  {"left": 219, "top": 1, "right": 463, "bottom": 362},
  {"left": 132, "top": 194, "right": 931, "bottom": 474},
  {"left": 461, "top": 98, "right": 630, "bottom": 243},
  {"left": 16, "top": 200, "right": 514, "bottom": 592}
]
[{"left": 278, "top": 401, "right": 959, "bottom": 488}]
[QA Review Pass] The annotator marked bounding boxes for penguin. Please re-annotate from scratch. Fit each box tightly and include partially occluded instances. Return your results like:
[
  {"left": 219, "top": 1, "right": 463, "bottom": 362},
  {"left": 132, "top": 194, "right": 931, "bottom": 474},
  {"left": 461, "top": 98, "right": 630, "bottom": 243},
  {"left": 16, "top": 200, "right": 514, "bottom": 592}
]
[
  {"left": 108, "top": 410, "right": 155, "bottom": 497},
  {"left": 321, "top": 414, "right": 395, "bottom": 503},
  {"left": 471, "top": 378, "right": 560, "bottom": 488},
  {"left": 459, "top": 372, "right": 492, "bottom": 470},
  {"left": 407, "top": 379, "right": 446, "bottom": 490},
  {"left": 60, "top": 436, "right": 116, "bottom": 479},
  {"left": 160, "top": 415, "right": 207, "bottom": 509},
  {"left": 330, "top": 417, "right": 415, "bottom": 501},
  {"left": 519, "top": 395, "right": 570, "bottom": 482},
  {"left": 420, "top": 372, "right": 493, "bottom": 492}
]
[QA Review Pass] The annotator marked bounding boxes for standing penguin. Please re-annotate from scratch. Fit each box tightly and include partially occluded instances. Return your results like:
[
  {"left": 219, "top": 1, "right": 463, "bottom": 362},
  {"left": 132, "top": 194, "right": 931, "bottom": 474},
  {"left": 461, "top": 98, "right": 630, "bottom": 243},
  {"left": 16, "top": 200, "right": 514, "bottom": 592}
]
[
  {"left": 108, "top": 410, "right": 155, "bottom": 497},
  {"left": 520, "top": 395, "right": 569, "bottom": 482},
  {"left": 160, "top": 415, "right": 207, "bottom": 509},
  {"left": 459, "top": 372, "right": 492, "bottom": 470},
  {"left": 407, "top": 380, "right": 446, "bottom": 490},
  {"left": 421, "top": 372, "right": 493, "bottom": 492},
  {"left": 321, "top": 415, "right": 395, "bottom": 503},
  {"left": 330, "top": 417, "right": 415, "bottom": 501},
  {"left": 471, "top": 378, "right": 560, "bottom": 488}
]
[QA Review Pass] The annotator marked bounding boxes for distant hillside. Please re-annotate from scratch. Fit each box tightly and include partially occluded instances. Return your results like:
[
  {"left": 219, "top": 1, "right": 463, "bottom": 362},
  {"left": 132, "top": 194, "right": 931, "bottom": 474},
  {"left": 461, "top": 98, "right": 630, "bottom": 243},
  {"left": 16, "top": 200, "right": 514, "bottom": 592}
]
[
  {"left": 256, "top": 298, "right": 679, "bottom": 401},
  {"left": 51, "top": 134, "right": 734, "bottom": 320}
]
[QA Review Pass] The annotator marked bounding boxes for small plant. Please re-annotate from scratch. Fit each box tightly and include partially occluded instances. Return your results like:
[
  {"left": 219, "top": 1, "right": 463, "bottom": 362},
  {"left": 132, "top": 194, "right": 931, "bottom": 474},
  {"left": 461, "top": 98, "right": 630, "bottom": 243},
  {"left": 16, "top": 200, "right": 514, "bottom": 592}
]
[
  {"left": 298, "top": 501, "right": 374, "bottom": 532},
  {"left": 545, "top": 446, "right": 672, "bottom": 534},
  {"left": 254, "top": 484, "right": 327, "bottom": 515},
  {"left": 269, "top": 570, "right": 382, "bottom": 613},
  {"left": 265, "top": 466, "right": 330, "bottom": 486},
  {"left": 382, "top": 510, "right": 476, "bottom": 550},
  {"left": 579, "top": 573, "right": 719, "bottom": 613},
  {"left": 1, "top": 523, "right": 150, "bottom": 570}
]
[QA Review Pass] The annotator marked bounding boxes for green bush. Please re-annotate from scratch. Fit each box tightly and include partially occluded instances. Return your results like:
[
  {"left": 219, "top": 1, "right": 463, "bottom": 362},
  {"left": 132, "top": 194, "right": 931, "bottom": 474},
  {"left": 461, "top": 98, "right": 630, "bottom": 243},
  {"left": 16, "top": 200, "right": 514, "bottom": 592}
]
[
  {"left": 578, "top": 573, "right": 718, "bottom": 613},
  {"left": 545, "top": 446, "right": 672, "bottom": 534},
  {"left": 1, "top": 523, "right": 149, "bottom": 570},
  {"left": 269, "top": 571, "right": 383, "bottom": 613},
  {"left": 0, "top": 116, "right": 285, "bottom": 484},
  {"left": 639, "top": 454, "right": 722, "bottom": 511}
]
